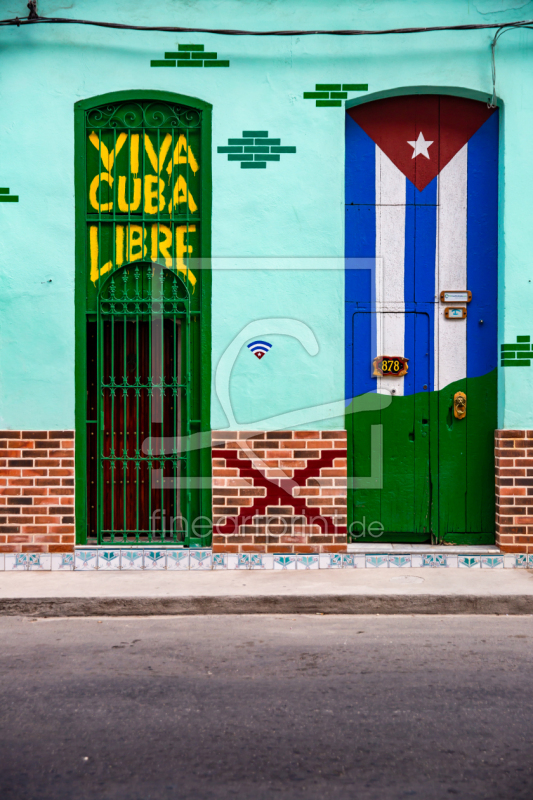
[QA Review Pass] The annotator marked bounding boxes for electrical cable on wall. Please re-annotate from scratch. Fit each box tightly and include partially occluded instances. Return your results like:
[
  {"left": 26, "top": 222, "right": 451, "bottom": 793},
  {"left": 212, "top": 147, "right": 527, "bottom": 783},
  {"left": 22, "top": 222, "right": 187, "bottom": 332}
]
[
  {"left": 2, "top": 3, "right": 533, "bottom": 37},
  {"left": 5, "top": 2, "right": 533, "bottom": 108}
]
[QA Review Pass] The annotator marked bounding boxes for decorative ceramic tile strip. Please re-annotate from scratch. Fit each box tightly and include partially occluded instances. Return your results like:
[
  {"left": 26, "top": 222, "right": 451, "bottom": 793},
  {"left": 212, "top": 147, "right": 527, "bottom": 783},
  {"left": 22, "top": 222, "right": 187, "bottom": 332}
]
[
  {"left": 389, "top": 554, "right": 412, "bottom": 568},
  {"left": 296, "top": 554, "right": 319, "bottom": 570},
  {"left": 75, "top": 550, "right": 98, "bottom": 570},
  {"left": 189, "top": 550, "right": 212, "bottom": 570},
  {"left": 303, "top": 83, "right": 368, "bottom": 107},
  {"left": 98, "top": 550, "right": 121, "bottom": 570},
  {"left": 319, "top": 553, "right": 342, "bottom": 569},
  {"left": 250, "top": 553, "right": 274, "bottom": 570},
  {"left": 273, "top": 554, "right": 297, "bottom": 570},
  {"left": 151, "top": 44, "right": 230, "bottom": 68},
  {"left": 500, "top": 336, "right": 531, "bottom": 367},
  {"left": 5, "top": 553, "right": 51, "bottom": 571},
  {"left": 0, "top": 187, "right": 19, "bottom": 202},
  {"left": 51, "top": 553, "right": 74, "bottom": 570},
  {"left": 120, "top": 549, "right": 144, "bottom": 570},
  {"left": 1, "top": 550, "right": 530, "bottom": 570},
  {"left": 144, "top": 551, "right": 167, "bottom": 570},
  {"left": 366, "top": 554, "right": 388, "bottom": 568},
  {"left": 421, "top": 554, "right": 448, "bottom": 568},
  {"left": 481, "top": 555, "right": 504, "bottom": 569},
  {"left": 459, "top": 555, "right": 481, "bottom": 569},
  {"left": 217, "top": 131, "right": 296, "bottom": 169},
  {"left": 167, "top": 550, "right": 190, "bottom": 570},
  {"left": 228, "top": 553, "right": 250, "bottom": 570}
]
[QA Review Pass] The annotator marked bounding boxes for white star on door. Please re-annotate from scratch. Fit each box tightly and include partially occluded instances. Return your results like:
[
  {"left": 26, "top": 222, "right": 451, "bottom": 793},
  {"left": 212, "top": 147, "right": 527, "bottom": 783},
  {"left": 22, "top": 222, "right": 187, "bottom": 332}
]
[{"left": 407, "top": 131, "right": 434, "bottom": 159}]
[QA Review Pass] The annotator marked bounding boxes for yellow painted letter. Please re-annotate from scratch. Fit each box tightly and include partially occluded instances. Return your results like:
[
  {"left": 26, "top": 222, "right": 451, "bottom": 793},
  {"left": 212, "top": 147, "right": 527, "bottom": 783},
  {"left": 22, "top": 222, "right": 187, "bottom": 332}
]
[
  {"left": 166, "top": 135, "right": 199, "bottom": 175},
  {"left": 89, "top": 132, "right": 127, "bottom": 172},
  {"left": 116, "top": 225, "right": 125, "bottom": 267},
  {"left": 89, "top": 226, "right": 112, "bottom": 283},
  {"left": 144, "top": 133, "right": 172, "bottom": 174},
  {"left": 144, "top": 175, "right": 166, "bottom": 214},
  {"left": 151, "top": 224, "right": 173, "bottom": 266},
  {"left": 118, "top": 175, "right": 141, "bottom": 212},
  {"left": 89, "top": 173, "right": 114, "bottom": 212},
  {"left": 128, "top": 225, "right": 147, "bottom": 262},
  {"left": 168, "top": 175, "right": 197, "bottom": 214},
  {"left": 174, "top": 224, "right": 197, "bottom": 288}
]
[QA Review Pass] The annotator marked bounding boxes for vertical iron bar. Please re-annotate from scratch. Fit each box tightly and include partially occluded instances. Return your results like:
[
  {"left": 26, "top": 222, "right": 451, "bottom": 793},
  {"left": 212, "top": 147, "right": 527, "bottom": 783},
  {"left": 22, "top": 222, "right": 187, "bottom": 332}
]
[
  {"left": 123, "top": 282, "right": 127, "bottom": 541},
  {"left": 173, "top": 312, "right": 178, "bottom": 543},
  {"left": 135, "top": 269, "right": 140, "bottom": 538}
]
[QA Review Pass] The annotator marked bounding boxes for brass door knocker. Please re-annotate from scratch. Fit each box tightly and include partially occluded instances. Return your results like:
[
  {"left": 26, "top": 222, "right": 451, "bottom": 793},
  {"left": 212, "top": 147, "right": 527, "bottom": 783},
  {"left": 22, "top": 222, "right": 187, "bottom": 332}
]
[{"left": 454, "top": 391, "right": 467, "bottom": 419}]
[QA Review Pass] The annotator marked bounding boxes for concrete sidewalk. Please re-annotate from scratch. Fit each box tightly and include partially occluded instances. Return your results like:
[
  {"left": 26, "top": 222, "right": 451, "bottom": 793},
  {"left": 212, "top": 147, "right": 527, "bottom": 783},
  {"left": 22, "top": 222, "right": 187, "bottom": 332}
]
[{"left": 1, "top": 568, "right": 533, "bottom": 615}]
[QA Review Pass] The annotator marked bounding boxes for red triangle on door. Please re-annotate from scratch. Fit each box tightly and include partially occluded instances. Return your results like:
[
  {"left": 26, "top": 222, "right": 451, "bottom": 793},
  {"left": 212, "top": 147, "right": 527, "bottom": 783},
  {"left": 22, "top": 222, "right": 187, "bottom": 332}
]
[{"left": 347, "top": 95, "right": 496, "bottom": 192}]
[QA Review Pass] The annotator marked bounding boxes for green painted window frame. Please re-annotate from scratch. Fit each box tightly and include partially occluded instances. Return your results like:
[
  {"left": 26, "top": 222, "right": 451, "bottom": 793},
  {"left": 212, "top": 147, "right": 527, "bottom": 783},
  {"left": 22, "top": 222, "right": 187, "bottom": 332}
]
[{"left": 74, "top": 89, "right": 212, "bottom": 546}]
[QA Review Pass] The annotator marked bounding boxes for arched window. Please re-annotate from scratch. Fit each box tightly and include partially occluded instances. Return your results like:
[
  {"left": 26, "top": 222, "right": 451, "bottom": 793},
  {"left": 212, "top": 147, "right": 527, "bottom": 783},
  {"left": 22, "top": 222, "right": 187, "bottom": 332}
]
[{"left": 75, "top": 92, "right": 212, "bottom": 546}]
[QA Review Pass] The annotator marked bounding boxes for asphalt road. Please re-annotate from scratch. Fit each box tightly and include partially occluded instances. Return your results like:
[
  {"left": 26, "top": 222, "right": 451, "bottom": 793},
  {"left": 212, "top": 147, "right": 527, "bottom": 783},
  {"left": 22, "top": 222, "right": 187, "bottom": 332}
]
[{"left": 0, "top": 615, "right": 532, "bottom": 800}]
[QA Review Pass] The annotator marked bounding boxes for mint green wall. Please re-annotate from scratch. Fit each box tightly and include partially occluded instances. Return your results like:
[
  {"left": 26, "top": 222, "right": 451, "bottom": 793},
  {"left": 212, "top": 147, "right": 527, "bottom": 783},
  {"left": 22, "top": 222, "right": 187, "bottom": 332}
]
[{"left": 1, "top": 0, "right": 533, "bottom": 429}]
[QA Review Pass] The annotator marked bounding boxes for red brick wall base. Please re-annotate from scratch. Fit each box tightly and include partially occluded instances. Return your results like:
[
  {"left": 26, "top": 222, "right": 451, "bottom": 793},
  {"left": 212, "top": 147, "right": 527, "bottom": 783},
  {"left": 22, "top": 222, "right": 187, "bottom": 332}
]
[
  {"left": 0, "top": 431, "right": 75, "bottom": 553},
  {"left": 495, "top": 430, "right": 533, "bottom": 553},
  {"left": 211, "top": 431, "right": 347, "bottom": 554}
]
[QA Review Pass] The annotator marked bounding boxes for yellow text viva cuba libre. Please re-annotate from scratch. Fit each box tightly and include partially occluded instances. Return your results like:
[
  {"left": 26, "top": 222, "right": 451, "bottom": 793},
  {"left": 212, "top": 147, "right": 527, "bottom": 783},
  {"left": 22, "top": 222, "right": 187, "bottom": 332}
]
[
  {"left": 88, "top": 132, "right": 199, "bottom": 286},
  {"left": 88, "top": 131, "right": 199, "bottom": 214}
]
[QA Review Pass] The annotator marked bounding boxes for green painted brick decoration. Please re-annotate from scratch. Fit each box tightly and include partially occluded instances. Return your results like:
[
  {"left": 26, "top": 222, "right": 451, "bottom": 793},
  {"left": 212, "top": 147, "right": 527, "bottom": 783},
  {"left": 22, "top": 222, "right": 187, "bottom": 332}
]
[
  {"left": 501, "top": 336, "right": 532, "bottom": 366},
  {"left": 0, "top": 187, "right": 18, "bottom": 203},
  {"left": 151, "top": 44, "right": 230, "bottom": 67},
  {"left": 304, "top": 82, "right": 368, "bottom": 107},
  {"left": 218, "top": 131, "right": 296, "bottom": 169}
]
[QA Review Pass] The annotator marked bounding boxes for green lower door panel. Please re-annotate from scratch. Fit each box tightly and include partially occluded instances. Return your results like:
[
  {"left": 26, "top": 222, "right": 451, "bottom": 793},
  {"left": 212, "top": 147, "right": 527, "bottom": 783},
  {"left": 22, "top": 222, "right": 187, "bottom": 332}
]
[
  {"left": 348, "top": 370, "right": 496, "bottom": 544},
  {"left": 437, "top": 369, "right": 496, "bottom": 545},
  {"left": 350, "top": 390, "right": 431, "bottom": 543}
]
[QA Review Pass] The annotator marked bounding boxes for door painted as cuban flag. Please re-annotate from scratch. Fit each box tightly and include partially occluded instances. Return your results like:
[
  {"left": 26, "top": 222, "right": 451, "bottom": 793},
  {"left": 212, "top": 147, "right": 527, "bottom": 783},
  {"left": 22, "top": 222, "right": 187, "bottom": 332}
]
[{"left": 345, "top": 95, "right": 498, "bottom": 544}]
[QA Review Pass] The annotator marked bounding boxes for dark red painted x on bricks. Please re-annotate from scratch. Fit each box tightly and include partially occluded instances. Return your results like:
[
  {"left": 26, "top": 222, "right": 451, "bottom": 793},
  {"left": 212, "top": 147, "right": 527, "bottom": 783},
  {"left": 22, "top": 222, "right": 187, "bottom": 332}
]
[{"left": 212, "top": 447, "right": 346, "bottom": 536}]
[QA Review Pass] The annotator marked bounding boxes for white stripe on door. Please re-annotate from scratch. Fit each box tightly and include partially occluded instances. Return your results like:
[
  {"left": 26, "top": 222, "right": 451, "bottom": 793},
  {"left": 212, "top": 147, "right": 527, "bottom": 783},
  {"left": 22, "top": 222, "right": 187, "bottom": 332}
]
[
  {"left": 375, "top": 146, "right": 406, "bottom": 395},
  {"left": 435, "top": 144, "right": 468, "bottom": 391}
]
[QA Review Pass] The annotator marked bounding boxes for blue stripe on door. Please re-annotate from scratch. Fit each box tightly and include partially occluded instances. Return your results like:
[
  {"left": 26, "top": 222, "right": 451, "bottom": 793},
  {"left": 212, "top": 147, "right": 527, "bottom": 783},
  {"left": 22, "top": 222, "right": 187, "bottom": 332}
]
[
  {"left": 466, "top": 112, "right": 498, "bottom": 378},
  {"left": 407, "top": 174, "right": 438, "bottom": 206},
  {"left": 404, "top": 177, "right": 437, "bottom": 393},
  {"left": 351, "top": 312, "right": 375, "bottom": 398},
  {"left": 345, "top": 115, "right": 377, "bottom": 400},
  {"left": 345, "top": 115, "right": 376, "bottom": 206}
]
